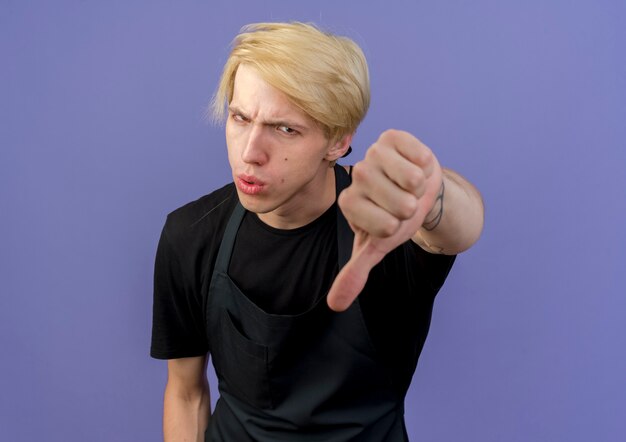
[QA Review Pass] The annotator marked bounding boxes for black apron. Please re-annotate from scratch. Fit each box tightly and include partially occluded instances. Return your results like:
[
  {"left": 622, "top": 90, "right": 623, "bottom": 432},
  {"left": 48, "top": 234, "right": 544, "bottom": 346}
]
[{"left": 205, "top": 166, "right": 408, "bottom": 441}]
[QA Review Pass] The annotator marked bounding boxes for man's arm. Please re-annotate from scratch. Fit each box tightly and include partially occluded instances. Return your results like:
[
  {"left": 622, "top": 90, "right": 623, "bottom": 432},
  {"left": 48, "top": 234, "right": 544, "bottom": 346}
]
[
  {"left": 412, "top": 168, "right": 484, "bottom": 255},
  {"left": 164, "top": 355, "right": 211, "bottom": 442}
]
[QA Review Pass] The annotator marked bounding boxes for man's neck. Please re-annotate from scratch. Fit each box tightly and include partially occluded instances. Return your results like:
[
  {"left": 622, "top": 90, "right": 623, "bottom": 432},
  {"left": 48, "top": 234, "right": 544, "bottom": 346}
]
[{"left": 256, "top": 167, "right": 336, "bottom": 230}]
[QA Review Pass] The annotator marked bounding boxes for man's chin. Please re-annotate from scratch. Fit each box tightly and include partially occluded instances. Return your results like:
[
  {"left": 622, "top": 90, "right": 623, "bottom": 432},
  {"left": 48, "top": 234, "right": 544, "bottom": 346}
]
[{"left": 236, "top": 191, "right": 271, "bottom": 214}]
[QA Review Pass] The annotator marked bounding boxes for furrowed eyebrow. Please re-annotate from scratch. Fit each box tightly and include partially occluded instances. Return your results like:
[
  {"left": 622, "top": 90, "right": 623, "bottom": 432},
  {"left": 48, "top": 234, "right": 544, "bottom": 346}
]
[
  {"left": 228, "top": 105, "right": 249, "bottom": 119},
  {"left": 263, "top": 119, "right": 307, "bottom": 131},
  {"left": 228, "top": 105, "right": 308, "bottom": 131}
]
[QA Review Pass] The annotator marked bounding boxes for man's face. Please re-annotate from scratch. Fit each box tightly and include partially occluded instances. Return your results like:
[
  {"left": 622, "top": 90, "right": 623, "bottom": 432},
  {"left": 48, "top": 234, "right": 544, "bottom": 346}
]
[{"left": 226, "top": 64, "right": 346, "bottom": 227}]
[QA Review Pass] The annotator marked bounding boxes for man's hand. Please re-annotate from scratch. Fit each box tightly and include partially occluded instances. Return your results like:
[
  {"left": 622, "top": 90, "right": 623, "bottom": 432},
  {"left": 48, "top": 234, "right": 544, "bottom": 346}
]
[{"left": 327, "top": 129, "right": 443, "bottom": 312}]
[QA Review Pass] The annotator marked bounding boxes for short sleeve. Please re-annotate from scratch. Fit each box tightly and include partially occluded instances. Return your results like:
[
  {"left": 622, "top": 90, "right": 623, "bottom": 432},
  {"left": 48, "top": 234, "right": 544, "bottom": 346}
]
[
  {"left": 150, "top": 225, "right": 208, "bottom": 359},
  {"left": 410, "top": 242, "right": 456, "bottom": 294}
]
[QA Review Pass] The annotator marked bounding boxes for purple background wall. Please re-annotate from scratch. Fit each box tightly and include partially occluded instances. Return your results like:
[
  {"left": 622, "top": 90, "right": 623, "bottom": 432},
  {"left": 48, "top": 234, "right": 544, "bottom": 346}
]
[{"left": 2, "top": 1, "right": 625, "bottom": 440}]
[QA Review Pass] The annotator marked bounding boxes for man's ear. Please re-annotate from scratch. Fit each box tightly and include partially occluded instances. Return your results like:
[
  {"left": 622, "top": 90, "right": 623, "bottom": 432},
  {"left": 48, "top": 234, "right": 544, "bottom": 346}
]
[{"left": 325, "top": 133, "right": 354, "bottom": 162}]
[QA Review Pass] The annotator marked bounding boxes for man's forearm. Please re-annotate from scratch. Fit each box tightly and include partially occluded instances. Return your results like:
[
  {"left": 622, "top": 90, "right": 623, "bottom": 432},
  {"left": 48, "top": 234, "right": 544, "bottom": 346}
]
[
  {"left": 163, "top": 380, "right": 211, "bottom": 442},
  {"left": 413, "top": 168, "right": 484, "bottom": 255}
]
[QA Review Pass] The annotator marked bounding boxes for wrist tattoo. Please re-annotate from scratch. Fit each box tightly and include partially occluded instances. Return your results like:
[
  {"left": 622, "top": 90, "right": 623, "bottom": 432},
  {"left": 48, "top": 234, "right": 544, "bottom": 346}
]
[{"left": 423, "top": 180, "right": 445, "bottom": 231}]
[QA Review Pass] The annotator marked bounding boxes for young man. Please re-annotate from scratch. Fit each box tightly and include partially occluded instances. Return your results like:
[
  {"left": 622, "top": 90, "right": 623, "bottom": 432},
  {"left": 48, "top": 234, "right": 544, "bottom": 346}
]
[{"left": 151, "top": 22, "right": 484, "bottom": 441}]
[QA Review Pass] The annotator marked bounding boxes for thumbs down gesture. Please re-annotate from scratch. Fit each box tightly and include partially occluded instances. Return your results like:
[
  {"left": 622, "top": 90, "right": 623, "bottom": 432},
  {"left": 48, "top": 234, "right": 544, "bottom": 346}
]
[{"left": 327, "top": 129, "right": 444, "bottom": 312}]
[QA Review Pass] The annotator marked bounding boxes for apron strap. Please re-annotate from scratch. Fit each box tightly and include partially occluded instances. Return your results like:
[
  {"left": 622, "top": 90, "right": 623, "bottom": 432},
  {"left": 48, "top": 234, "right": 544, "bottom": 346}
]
[
  {"left": 334, "top": 165, "right": 354, "bottom": 270},
  {"left": 214, "top": 200, "right": 245, "bottom": 273}
]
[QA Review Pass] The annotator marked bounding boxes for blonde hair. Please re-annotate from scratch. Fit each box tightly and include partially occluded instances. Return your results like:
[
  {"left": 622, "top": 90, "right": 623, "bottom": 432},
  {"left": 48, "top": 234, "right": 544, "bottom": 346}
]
[{"left": 211, "top": 22, "right": 370, "bottom": 142}]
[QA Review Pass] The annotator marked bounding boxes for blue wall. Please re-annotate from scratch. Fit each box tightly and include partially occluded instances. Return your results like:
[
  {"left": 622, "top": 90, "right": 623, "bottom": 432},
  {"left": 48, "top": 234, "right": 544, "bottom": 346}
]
[{"left": 1, "top": 1, "right": 625, "bottom": 440}]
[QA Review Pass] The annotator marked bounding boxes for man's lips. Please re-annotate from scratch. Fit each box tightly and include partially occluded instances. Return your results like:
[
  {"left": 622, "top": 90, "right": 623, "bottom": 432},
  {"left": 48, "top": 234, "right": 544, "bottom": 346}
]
[{"left": 236, "top": 174, "right": 266, "bottom": 195}]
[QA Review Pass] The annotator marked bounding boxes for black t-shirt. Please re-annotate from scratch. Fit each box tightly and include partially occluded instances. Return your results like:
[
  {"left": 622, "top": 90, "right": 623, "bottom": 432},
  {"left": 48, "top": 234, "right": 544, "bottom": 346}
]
[{"left": 151, "top": 182, "right": 455, "bottom": 395}]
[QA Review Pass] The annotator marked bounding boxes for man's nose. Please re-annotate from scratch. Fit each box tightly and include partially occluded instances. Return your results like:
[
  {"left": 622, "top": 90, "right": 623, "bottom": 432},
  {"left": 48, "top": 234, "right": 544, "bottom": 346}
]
[{"left": 241, "top": 125, "right": 269, "bottom": 165}]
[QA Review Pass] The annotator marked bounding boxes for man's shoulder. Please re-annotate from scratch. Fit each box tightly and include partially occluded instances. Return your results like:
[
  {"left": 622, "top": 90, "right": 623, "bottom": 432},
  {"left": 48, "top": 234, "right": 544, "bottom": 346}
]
[{"left": 163, "top": 183, "right": 238, "bottom": 248}]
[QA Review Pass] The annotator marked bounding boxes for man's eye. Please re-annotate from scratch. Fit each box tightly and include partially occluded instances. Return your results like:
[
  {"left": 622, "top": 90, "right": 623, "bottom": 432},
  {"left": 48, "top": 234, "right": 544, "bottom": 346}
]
[
  {"left": 232, "top": 114, "right": 247, "bottom": 123},
  {"left": 278, "top": 125, "right": 297, "bottom": 135}
]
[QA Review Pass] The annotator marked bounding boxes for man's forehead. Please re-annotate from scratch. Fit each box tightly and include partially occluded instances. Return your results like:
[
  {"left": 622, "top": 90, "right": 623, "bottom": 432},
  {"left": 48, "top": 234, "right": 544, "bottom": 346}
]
[{"left": 231, "top": 64, "right": 312, "bottom": 124}]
